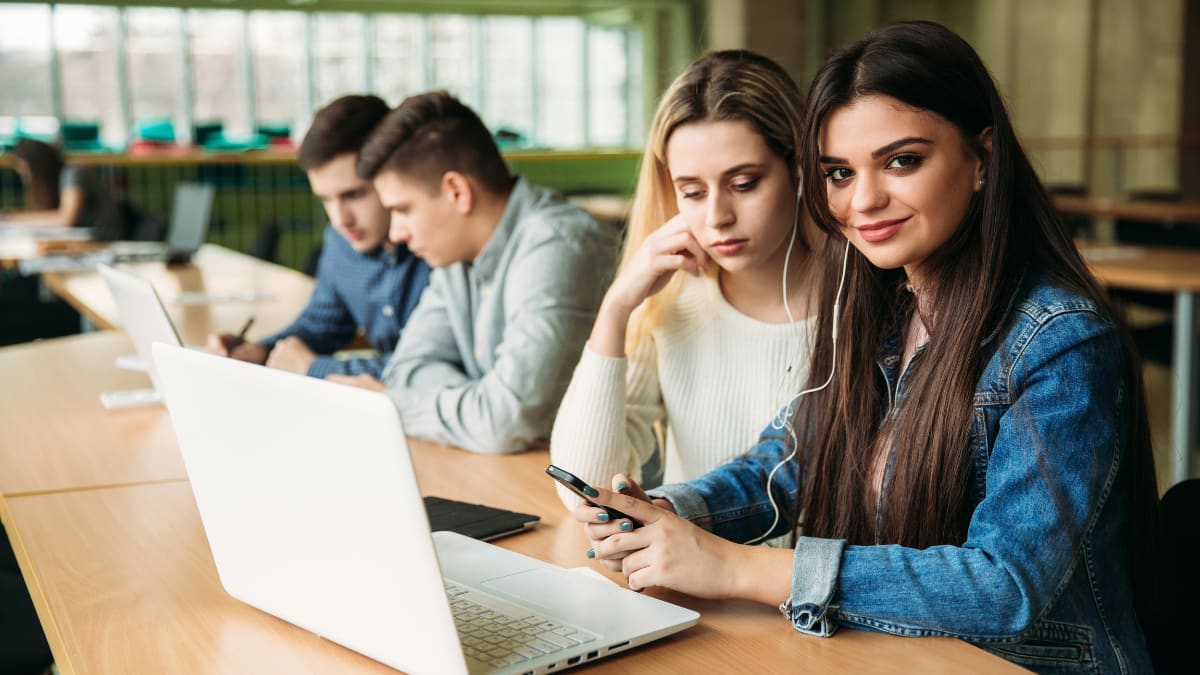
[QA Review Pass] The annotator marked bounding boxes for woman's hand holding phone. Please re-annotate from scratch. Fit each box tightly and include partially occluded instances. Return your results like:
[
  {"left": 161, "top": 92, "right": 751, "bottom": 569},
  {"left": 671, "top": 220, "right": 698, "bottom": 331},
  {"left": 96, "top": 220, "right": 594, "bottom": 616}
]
[{"left": 566, "top": 472, "right": 666, "bottom": 573}]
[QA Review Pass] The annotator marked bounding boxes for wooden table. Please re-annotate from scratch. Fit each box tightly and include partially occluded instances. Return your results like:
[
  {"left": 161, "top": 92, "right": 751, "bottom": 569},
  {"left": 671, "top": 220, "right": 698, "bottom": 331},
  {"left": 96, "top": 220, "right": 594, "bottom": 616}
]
[
  {"left": 0, "top": 444, "right": 1024, "bottom": 675},
  {"left": 1083, "top": 242, "right": 1200, "bottom": 485},
  {"left": 0, "top": 331, "right": 186, "bottom": 496},
  {"left": 40, "top": 243, "right": 315, "bottom": 346},
  {"left": 0, "top": 331, "right": 1024, "bottom": 674}
]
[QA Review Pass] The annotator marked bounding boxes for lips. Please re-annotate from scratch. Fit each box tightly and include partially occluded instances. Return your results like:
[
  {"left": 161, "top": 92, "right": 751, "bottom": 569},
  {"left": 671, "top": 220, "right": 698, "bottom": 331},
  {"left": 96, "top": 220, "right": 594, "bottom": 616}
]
[
  {"left": 856, "top": 217, "right": 908, "bottom": 244},
  {"left": 711, "top": 238, "right": 749, "bottom": 255}
]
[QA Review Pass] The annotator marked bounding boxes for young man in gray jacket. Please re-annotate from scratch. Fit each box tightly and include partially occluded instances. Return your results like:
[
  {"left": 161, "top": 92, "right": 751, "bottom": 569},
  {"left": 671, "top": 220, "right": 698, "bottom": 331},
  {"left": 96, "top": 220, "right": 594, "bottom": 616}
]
[{"left": 329, "top": 91, "right": 619, "bottom": 455}]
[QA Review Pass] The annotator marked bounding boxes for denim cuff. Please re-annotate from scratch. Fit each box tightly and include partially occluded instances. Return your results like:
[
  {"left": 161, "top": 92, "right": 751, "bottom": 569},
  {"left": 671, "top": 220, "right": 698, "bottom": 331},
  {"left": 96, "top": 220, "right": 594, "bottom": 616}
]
[
  {"left": 646, "top": 483, "right": 713, "bottom": 532},
  {"left": 782, "top": 536, "right": 846, "bottom": 637},
  {"left": 306, "top": 356, "right": 340, "bottom": 378}
]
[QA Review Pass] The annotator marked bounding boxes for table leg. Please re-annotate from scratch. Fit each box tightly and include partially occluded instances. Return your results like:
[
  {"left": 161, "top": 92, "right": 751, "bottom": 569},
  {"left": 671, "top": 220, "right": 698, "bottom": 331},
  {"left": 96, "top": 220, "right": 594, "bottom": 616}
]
[{"left": 1170, "top": 291, "right": 1197, "bottom": 486}]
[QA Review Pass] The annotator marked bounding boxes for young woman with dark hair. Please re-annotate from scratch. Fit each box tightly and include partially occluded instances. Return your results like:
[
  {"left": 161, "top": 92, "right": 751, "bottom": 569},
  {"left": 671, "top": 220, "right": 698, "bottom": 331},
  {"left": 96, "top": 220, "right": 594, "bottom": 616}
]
[
  {"left": 576, "top": 21, "right": 1158, "bottom": 673},
  {"left": 2, "top": 138, "right": 119, "bottom": 237}
]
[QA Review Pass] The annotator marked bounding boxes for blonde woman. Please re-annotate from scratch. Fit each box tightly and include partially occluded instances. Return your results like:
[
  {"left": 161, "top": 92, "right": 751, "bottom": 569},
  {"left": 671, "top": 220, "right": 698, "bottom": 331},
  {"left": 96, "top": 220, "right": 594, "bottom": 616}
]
[{"left": 551, "top": 50, "right": 820, "bottom": 506}]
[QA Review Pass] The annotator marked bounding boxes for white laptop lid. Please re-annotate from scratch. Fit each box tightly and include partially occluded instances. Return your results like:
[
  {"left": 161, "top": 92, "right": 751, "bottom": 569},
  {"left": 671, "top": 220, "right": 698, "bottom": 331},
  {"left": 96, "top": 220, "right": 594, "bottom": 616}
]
[
  {"left": 153, "top": 343, "right": 464, "bottom": 674},
  {"left": 166, "top": 183, "right": 214, "bottom": 253},
  {"left": 98, "top": 264, "right": 182, "bottom": 391},
  {"left": 151, "top": 344, "right": 699, "bottom": 675}
]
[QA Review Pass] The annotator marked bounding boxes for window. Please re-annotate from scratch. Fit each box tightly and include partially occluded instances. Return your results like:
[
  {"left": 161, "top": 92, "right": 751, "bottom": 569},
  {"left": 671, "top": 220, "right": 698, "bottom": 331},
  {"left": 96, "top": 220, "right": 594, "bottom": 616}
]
[
  {"left": 588, "top": 26, "right": 631, "bottom": 148},
  {"left": 250, "top": 11, "right": 306, "bottom": 135},
  {"left": 54, "top": 5, "right": 123, "bottom": 148},
  {"left": 125, "top": 7, "right": 184, "bottom": 141},
  {"left": 0, "top": 4, "right": 654, "bottom": 151},
  {"left": 373, "top": 15, "right": 425, "bottom": 105},
  {"left": 536, "top": 18, "right": 586, "bottom": 149},
  {"left": 483, "top": 17, "right": 534, "bottom": 144},
  {"left": 313, "top": 13, "right": 367, "bottom": 108},
  {"left": 429, "top": 15, "right": 476, "bottom": 107},
  {"left": 0, "top": 4, "right": 55, "bottom": 136},
  {"left": 189, "top": 9, "right": 251, "bottom": 140}
]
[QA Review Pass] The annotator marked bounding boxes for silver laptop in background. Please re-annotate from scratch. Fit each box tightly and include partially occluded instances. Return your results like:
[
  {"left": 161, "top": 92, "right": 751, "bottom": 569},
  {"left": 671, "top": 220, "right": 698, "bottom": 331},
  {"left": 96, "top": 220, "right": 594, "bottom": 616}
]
[
  {"left": 151, "top": 343, "right": 699, "bottom": 675},
  {"left": 97, "top": 264, "right": 185, "bottom": 407},
  {"left": 110, "top": 182, "right": 215, "bottom": 262}
]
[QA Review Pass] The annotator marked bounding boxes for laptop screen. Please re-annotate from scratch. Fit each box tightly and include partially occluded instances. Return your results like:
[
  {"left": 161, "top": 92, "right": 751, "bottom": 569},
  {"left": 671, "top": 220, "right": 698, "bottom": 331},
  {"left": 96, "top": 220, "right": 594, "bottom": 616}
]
[{"left": 166, "top": 183, "right": 215, "bottom": 253}]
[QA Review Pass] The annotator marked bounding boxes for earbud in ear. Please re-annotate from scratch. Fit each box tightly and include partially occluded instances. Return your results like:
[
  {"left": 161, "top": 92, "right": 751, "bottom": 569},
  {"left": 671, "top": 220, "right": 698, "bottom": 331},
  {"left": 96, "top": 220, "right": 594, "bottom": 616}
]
[{"left": 795, "top": 169, "right": 804, "bottom": 200}]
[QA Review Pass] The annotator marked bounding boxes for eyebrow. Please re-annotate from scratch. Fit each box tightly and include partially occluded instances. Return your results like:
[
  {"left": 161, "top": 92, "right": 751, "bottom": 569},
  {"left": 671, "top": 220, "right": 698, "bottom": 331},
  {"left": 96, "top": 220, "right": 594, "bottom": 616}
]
[
  {"left": 672, "top": 162, "right": 766, "bottom": 184},
  {"left": 313, "top": 185, "right": 367, "bottom": 201},
  {"left": 819, "top": 137, "right": 934, "bottom": 164}
]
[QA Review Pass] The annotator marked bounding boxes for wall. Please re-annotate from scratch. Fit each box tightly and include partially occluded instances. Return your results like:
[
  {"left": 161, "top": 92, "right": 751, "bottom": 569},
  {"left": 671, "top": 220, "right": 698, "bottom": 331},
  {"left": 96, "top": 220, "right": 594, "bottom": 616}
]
[{"left": 710, "top": 0, "right": 1192, "bottom": 195}]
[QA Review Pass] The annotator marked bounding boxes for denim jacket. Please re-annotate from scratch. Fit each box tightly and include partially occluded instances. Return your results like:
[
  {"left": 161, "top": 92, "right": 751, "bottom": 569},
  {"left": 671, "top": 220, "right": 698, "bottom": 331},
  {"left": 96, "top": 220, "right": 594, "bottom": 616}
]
[{"left": 650, "top": 282, "right": 1152, "bottom": 674}]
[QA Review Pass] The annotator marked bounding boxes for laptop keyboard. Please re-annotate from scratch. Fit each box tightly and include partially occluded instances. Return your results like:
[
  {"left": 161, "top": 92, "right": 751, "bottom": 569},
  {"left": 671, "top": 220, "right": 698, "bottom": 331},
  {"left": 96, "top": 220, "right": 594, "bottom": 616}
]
[{"left": 446, "top": 582, "right": 597, "bottom": 668}]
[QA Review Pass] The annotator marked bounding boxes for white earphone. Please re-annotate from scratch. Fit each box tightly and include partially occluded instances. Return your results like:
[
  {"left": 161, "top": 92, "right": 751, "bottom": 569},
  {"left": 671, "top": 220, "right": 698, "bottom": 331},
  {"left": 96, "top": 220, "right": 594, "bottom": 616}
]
[{"left": 745, "top": 165, "right": 851, "bottom": 545}]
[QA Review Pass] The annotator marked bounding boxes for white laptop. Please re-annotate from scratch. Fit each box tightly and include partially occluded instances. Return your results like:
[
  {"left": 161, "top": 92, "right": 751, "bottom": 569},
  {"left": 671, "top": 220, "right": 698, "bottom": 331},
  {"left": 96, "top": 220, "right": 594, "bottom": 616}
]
[
  {"left": 151, "top": 343, "right": 699, "bottom": 675},
  {"left": 97, "top": 263, "right": 187, "bottom": 407},
  {"left": 110, "top": 182, "right": 215, "bottom": 262}
]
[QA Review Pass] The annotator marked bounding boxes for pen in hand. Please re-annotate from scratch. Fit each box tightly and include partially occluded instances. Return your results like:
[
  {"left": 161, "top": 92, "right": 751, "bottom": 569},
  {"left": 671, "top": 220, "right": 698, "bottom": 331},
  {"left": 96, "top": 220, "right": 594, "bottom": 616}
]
[{"left": 231, "top": 316, "right": 255, "bottom": 349}]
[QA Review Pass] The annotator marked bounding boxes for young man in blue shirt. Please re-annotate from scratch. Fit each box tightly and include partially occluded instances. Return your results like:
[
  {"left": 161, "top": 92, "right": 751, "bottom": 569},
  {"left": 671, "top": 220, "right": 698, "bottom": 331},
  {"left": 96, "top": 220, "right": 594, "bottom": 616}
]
[
  {"left": 207, "top": 95, "right": 431, "bottom": 377},
  {"left": 329, "top": 91, "right": 619, "bottom": 455}
]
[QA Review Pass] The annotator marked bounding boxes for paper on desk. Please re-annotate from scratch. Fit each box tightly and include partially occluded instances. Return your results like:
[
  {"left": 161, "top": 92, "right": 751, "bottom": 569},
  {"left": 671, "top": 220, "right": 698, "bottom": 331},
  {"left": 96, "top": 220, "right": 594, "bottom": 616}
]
[{"left": 174, "top": 290, "right": 275, "bottom": 305}]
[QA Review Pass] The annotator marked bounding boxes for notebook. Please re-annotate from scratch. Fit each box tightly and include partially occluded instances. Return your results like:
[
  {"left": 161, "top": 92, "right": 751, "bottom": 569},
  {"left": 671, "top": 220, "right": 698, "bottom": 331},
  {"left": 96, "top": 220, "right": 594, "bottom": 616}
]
[
  {"left": 151, "top": 343, "right": 699, "bottom": 675},
  {"left": 109, "top": 182, "right": 215, "bottom": 263},
  {"left": 423, "top": 496, "right": 539, "bottom": 541}
]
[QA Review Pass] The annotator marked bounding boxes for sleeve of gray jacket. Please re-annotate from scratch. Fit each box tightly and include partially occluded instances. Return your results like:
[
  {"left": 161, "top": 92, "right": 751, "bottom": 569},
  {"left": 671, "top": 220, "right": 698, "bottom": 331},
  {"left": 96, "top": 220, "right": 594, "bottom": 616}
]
[{"left": 386, "top": 224, "right": 614, "bottom": 454}]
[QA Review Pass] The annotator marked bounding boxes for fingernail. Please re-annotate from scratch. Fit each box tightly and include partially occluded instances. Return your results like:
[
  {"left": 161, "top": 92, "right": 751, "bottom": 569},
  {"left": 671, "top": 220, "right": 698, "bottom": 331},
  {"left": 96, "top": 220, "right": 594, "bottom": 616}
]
[
  {"left": 620, "top": 521, "right": 633, "bottom": 532},
  {"left": 616, "top": 481, "right": 629, "bottom": 492},
  {"left": 596, "top": 512, "right": 610, "bottom": 522},
  {"left": 582, "top": 486, "right": 599, "bottom": 498},
  {"left": 586, "top": 549, "right": 595, "bottom": 559}
]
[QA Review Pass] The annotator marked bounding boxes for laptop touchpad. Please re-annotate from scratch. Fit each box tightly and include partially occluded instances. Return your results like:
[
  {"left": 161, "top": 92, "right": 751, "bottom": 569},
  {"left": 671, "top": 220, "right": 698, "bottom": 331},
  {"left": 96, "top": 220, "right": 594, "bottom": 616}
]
[{"left": 481, "top": 568, "right": 613, "bottom": 614}]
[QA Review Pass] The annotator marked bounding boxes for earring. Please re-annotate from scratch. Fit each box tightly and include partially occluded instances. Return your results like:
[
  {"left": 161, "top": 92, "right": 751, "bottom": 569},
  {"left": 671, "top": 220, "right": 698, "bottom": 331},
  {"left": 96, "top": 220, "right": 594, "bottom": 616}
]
[{"left": 978, "top": 177, "right": 986, "bottom": 187}]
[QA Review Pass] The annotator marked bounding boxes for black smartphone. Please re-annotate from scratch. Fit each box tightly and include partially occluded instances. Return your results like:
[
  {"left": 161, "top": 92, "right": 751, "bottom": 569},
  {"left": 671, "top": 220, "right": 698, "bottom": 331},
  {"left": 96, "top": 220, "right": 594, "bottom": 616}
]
[{"left": 545, "top": 464, "right": 641, "bottom": 528}]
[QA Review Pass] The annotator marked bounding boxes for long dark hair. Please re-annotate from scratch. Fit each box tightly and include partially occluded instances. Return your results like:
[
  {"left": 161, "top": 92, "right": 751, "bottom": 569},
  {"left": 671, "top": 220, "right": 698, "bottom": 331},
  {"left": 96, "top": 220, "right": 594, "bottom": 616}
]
[
  {"left": 794, "top": 21, "right": 1159, "bottom": 613},
  {"left": 13, "top": 138, "right": 64, "bottom": 210}
]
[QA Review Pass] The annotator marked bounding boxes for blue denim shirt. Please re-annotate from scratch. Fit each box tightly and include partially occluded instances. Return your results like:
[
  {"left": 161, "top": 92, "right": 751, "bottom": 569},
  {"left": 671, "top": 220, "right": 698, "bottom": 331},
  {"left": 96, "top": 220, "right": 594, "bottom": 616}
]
[
  {"left": 650, "top": 282, "right": 1152, "bottom": 674},
  {"left": 259, "top": 225, "right": 431, "bottom": 378}
]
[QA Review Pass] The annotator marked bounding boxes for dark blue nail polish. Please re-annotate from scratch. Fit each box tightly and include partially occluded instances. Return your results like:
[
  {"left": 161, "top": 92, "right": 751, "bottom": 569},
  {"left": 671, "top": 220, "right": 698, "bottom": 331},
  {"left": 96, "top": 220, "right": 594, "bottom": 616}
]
[
  {"left": 582, "top": 485, "right": 599, "bottom": 498},
  {"left": 620, "top": 521, "right": 633, "bottom": 532},
  {"left": 596, "top": 512, "right": 610, "bottom": 522},
  {"left": 616, "top": 481, "right": 629, "bottom": 492},
  {"left": 586, "top": 549, "right": 595, "bottom": 559}
]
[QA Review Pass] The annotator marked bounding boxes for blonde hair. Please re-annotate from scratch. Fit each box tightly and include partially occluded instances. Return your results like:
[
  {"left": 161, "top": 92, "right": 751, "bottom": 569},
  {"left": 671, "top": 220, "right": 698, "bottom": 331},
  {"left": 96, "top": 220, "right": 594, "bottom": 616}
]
[{"left": 624, "top": 49, "right": 807, "bottom": 350}]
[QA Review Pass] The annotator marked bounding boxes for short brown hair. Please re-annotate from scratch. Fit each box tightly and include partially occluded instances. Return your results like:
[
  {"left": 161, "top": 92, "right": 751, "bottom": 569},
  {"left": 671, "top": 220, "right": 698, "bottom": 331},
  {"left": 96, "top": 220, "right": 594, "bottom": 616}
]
[
  {"left": 356, "top": 91, "right": 513, "bottom": 195},
  {"left": 298, "top": 94, "right": 389, "bottom": 171}
]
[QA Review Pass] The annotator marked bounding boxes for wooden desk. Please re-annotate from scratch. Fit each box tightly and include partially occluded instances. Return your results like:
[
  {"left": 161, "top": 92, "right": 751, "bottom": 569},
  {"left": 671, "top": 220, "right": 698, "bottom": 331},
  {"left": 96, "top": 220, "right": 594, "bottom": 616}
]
[
  {"left": 0, "top": 331, "right": 186, "bottom": 496},
  {"left": 1083, "top": 243, "right": 1200, "bottom": 485},
  {"left": 40, "top": 243, "right": 315, "bottom": 346},
  {"left": 0, "top": 444, "right": 1024, "bottom": 675}
]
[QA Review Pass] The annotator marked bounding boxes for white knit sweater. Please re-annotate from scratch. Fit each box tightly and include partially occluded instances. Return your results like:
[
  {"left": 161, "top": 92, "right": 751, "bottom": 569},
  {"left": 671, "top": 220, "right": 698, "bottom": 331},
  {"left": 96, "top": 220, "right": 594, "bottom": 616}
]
[{"left": 550, "top": 273, "right": 816, "bottom": 507}]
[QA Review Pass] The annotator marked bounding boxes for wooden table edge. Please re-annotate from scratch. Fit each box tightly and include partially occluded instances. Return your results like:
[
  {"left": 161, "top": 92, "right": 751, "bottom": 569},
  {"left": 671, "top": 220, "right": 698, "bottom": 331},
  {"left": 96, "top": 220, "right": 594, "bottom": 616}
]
[{"left": 0, "top": 494, "right": 77, "bottom": 675}]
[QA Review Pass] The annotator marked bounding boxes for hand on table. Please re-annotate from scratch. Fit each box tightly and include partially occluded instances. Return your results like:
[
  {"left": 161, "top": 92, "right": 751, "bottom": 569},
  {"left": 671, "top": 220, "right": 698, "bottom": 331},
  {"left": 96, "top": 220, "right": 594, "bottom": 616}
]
[{"left": 325, "top": 373, "right": 387, "bottom": 392}]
